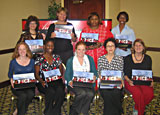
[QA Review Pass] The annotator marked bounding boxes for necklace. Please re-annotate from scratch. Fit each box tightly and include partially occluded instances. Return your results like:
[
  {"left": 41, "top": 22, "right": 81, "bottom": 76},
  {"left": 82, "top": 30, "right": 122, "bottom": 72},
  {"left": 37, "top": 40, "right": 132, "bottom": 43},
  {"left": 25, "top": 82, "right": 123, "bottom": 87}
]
[{"left": 134, "top": 54, "right": 143, "bottom": 61}]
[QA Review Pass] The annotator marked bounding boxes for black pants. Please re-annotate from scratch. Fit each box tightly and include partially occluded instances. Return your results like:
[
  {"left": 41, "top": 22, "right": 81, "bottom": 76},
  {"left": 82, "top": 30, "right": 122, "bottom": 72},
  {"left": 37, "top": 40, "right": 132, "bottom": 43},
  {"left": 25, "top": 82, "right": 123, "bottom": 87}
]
[
  {"left": 68, "top": 86, "right": 95, "bottom": 115},
  {"left": 37, "top": 79, "right": 65, "bottom": 115},
  {"left": 54, "top": 50, "right": 73, "bottom": 66},
  {"left": 11, "top": 87, "right": 35, "bottom": 115},
  {"left": 100, "top": 89, "right": 123, "bottom": 115}
]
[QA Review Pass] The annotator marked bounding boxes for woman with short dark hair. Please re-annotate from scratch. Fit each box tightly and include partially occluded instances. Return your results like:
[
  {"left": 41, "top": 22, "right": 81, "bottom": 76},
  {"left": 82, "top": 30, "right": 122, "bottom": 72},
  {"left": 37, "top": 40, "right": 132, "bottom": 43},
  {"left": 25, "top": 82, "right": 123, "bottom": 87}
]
[
  {"left": 35, "top": 39, "right": 65, "bottom": 115},
  {"left": 112, "top": 11, "right": 136, "bottom": 57},
  {"left": 79, "top": 12, "right": 113, "bottom": 68},
  {"left": 98, "top": 38, "right": 124, "bottom": 115},
  {"left": 17, "top": 15, "right": 44, "bottom": 43}
]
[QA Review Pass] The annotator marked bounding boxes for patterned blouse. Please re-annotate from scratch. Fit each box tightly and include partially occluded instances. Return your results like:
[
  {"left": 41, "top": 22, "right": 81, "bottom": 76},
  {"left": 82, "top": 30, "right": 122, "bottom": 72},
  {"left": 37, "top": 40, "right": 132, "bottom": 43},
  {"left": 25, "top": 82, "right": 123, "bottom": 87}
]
[
  {"left": 35, "top": 54, "right": 62, "bottom": 79},
  {"left": 79, "top": 25, "right": 113, "bottom": 68},
  {"left": 98, "top": 55, "right": 124, "bottom": 75}
]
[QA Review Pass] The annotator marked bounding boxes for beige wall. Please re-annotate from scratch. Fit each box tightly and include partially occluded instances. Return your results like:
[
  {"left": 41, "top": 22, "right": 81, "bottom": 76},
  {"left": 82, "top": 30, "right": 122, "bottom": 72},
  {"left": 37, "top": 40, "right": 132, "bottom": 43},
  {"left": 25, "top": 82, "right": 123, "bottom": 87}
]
[
  {"left": 0, "top": 0, "right": 50, "bottom": 82},
  {"left": 119, "top": 0, "right": 160, "bottom": 76}
]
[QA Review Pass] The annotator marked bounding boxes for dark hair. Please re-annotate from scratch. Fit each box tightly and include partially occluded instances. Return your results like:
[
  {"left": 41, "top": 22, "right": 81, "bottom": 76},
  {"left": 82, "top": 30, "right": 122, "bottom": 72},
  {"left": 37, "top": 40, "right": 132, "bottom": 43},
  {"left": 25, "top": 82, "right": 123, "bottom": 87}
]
[
  {"left": 25, "top": 15, "right": 40, "bottom": 32},
  {"left": 44, "top": 39, "right": 54, "bottom": 45},
  {"left": 56, "top": 7, "right": 68, "bottom": 20},
  {"left": 117, "top": 11, "right": 129, "bottom": 22},
  {"left": 75, "top": 41, "right": 86, "bottom": 49},
  {"left": 132, "top": 38, "right": 146, "bottom": 54},
  {"left": 103, "top": 38, "right": 117, "bottom": 49},
  {"left": 87, "top": 12, "right": 102, "bottom": 26}
]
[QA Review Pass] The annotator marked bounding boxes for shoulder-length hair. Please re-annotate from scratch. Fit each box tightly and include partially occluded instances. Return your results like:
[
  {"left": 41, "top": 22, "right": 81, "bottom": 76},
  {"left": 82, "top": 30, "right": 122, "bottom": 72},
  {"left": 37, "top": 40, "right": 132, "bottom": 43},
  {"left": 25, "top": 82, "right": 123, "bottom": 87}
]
[
  {"left": 12, "top": 42, "right": 32, "bottom": 59},
  {"left": 131, "top": 38, "right": 146, "bottom": 54},
  {"left": 87, "top": 12, "right": 102, "bottom": 26},
  {"left": 25, "top": 15, "right": 40, "bottom": 32},
  {"left": 56, "top": 7, "right": 68, "bottom": 20}
]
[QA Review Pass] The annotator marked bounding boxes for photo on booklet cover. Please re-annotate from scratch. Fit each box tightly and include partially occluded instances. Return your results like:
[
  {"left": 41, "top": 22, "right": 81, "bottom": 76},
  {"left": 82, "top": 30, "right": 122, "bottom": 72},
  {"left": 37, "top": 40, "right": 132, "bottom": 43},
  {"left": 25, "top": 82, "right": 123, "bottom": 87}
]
[
  {"left": 100, "top": 70, "right": 122, "bottom": 89},
  {"left": 55, "top": 25, "right": 73, "bottom": 39},
  {"left": 132, "top": 69, "right": 152, "bottom": 85},
  {"left": 43, "top": 69, "right": 62, "bottom": 82},
  {"left": 73, "top": 71, "right": 94, "bottom": 83},
  {"left": 25, "top": 39, "right": 43, "bottom": 53},
  {"left": 81, "top": 33, "right": 99, "bottom": 46},
  {"left": 13, "top": 73, "right": 36, "bottom": 89}
]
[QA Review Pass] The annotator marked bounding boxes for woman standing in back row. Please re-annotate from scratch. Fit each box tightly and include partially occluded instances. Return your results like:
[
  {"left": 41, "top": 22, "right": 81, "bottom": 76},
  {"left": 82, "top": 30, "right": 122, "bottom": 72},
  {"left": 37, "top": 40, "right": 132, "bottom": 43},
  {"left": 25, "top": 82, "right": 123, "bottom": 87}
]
[
  {"left": 46, "top": 7, "right": 77, "bottom": 65},
  {"left": 79, "top": 12, "right": 113, "bottom": 68}
]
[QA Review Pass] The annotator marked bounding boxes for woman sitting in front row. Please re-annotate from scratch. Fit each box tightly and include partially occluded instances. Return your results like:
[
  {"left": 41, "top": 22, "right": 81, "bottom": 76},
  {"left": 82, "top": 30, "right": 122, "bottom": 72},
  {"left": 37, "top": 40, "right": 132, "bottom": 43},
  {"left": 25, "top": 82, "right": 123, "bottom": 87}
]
[
  {"left": 8, "top": 42, "right": 35, "bottom": 115},
  {"left": 35, "top": 39, "right": 65, "bottom": 115},
  {"left": 98, "top": 38, "right": 124, "bottom": 115},
  {"left": 124, "top": 39, "right": 154, "bottom": 115},
  {"left": 65, "top": 41, "right": 97, "bottom": 115}
]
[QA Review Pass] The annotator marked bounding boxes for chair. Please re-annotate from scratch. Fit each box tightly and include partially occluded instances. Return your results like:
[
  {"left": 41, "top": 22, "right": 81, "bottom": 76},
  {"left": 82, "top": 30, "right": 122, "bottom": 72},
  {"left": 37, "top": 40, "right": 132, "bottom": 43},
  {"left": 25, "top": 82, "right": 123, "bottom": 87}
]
[{"left": 11, "top": 87, "right": 43, "bottom": 115}]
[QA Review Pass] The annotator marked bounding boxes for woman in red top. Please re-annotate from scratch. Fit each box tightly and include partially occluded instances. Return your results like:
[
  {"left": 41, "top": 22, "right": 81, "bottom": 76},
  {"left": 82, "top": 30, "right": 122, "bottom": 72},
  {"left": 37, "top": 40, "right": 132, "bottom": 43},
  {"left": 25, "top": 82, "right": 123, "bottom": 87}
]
[{"left": 79, "top": 12, "right": 113, "bottom": 68}]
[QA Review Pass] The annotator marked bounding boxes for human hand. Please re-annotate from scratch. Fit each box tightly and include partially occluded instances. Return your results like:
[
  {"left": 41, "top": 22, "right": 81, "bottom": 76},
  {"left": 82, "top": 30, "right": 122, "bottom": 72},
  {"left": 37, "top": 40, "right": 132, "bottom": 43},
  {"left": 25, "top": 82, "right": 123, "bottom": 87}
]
[
  {"left": 127, "top": 79, "right": 134, "bottom": 86},
  {"left": 51, "top": 32, "right": 56, "bottom": 38},
  {"left": 10, "top": 79, "right": 14, "bottom": 88},
  {"left": 69, "top": 81, "right": 73, "bottom": 88},
  {"left": 41, "top": 81, "right": 46, "bottom": 88},
  {"left": 150, "top": 81, "right": 154, "bottom": 87}
]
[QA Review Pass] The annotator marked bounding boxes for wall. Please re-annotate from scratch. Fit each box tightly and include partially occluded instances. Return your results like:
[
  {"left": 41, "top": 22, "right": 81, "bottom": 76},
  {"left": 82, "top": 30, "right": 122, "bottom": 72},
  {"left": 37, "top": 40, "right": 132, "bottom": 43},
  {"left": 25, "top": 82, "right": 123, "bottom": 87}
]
[
  {"left": 0, "top": 0, "right": 50, "bottom": 82},
  {"left": 120, "top": 0, "right": 160, "bottom": 76}
]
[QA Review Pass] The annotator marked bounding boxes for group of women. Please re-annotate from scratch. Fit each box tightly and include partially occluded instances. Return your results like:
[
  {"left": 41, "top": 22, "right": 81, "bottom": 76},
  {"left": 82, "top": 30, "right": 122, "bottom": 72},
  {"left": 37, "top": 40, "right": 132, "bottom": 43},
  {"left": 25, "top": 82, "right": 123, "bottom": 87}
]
[{"left": 8, "top": 7, "right": 154, "bottom": 115}]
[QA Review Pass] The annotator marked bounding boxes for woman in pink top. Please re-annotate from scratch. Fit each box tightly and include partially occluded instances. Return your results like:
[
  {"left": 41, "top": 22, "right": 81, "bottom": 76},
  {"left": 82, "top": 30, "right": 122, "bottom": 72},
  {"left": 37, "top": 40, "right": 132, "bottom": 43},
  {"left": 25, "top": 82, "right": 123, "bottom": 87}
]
[{"left": 79, "top": 12, "right": 113, "bottom": 68}]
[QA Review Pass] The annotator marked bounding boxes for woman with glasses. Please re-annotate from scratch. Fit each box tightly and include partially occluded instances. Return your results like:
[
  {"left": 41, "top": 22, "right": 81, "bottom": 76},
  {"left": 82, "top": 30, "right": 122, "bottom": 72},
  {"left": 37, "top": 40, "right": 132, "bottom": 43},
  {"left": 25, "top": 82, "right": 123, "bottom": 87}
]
[{"left": 98, "top": 38, "right": 124, "bottom": 115}]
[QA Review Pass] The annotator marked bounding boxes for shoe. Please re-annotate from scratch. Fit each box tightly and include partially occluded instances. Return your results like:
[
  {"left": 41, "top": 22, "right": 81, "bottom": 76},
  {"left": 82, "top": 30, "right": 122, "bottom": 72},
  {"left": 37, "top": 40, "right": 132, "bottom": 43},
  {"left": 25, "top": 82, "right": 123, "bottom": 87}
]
[{"left": 133, "top": 107, "right": 138, "bottom": 115}]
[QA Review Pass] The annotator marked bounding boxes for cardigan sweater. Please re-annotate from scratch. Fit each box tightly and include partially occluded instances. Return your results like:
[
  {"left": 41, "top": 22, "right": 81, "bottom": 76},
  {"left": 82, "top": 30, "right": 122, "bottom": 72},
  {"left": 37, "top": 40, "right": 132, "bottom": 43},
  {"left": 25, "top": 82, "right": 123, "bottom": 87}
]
[{"left": 64, "top": 55, "right": 98, "bottom": 87}]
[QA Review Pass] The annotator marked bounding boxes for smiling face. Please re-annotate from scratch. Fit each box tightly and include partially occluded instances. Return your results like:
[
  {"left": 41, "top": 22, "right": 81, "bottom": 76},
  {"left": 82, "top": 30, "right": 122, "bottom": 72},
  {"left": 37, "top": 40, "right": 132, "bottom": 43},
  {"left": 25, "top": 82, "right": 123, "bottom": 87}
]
[
  {"left": 118, "top": 14, "right": 127, "bottom": 25},
  {"left": 134, "top": 42, "right": 144, "bottom": 54},
  {"left": 106, "top": 41, "right": 116, "bottom": 54},
  {"left": 44, "top": 41, "right": 54, "bottom": 54},
  {"left": 57, "top": 11, "right": 67, "bottom": 22},
  {"left": 18, "top": 44, "right": 27, "bottom": 57},
  {"left": 76, "top": 44, "right": 86, "bottom": 58},
  {"left": 90, "top": 15, "right": 99, "bottom": 28},
  {"left": 29, "top": 21, "right": 37, "bottom": 30}
]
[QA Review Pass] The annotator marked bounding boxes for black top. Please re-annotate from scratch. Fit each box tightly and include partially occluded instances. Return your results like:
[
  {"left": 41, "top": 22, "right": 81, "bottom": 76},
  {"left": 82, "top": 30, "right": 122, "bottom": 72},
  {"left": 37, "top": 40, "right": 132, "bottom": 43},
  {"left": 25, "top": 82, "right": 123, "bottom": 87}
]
[
  {"left": 17, "top": 31, "right": 43, "bottom": 44},
  {"left": 46, "top": 22, "right": 76, "bottom": 53},
  {"left": 124, "top": 54, "right": 152, "bottom": 79}
]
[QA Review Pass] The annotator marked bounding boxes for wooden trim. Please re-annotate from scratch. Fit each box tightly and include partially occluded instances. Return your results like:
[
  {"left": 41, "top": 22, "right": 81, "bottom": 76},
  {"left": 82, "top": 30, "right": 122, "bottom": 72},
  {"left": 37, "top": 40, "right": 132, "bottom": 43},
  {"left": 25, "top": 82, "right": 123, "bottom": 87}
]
[
  {"left": 0, "top": 48, "right": 14, "bottom": 55},
  {"left": 146, "top": 47, "right": 160, "bottom": 52}
]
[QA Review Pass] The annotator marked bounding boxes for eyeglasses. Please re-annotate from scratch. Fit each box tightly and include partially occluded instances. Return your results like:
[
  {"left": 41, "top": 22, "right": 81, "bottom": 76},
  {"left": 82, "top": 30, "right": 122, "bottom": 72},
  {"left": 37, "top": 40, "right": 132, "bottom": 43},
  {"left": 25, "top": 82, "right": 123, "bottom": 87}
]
[{"left": 106, "top": 45, "right": 115, "bottom": 48}]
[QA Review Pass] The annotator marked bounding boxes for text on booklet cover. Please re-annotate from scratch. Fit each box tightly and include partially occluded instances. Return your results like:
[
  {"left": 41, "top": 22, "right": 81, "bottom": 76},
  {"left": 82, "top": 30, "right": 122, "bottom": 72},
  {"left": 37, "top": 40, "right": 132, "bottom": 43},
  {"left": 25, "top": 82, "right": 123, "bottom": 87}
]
[
  {"left": 55, "top": 25, "right": 73, "bottom": 39},
  {"left": 115, "top": 34, "right": 132, "bottom": 48}
]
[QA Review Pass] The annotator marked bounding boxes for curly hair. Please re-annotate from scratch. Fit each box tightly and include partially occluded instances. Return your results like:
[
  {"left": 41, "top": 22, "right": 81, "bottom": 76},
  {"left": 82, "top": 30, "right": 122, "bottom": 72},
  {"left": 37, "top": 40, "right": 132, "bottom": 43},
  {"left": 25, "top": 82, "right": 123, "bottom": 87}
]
[
  {"left": 12, "top": 42, "right": 32, "bottom": 59},
  {"left": 25, "top": 15, "right": 40, "bottom": 32},
  {"left": 103, "top": 38, "right": 117, "bottom": 49},
  {"left": 87, "top": 12, "right": 102, "bottom": 26}
]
